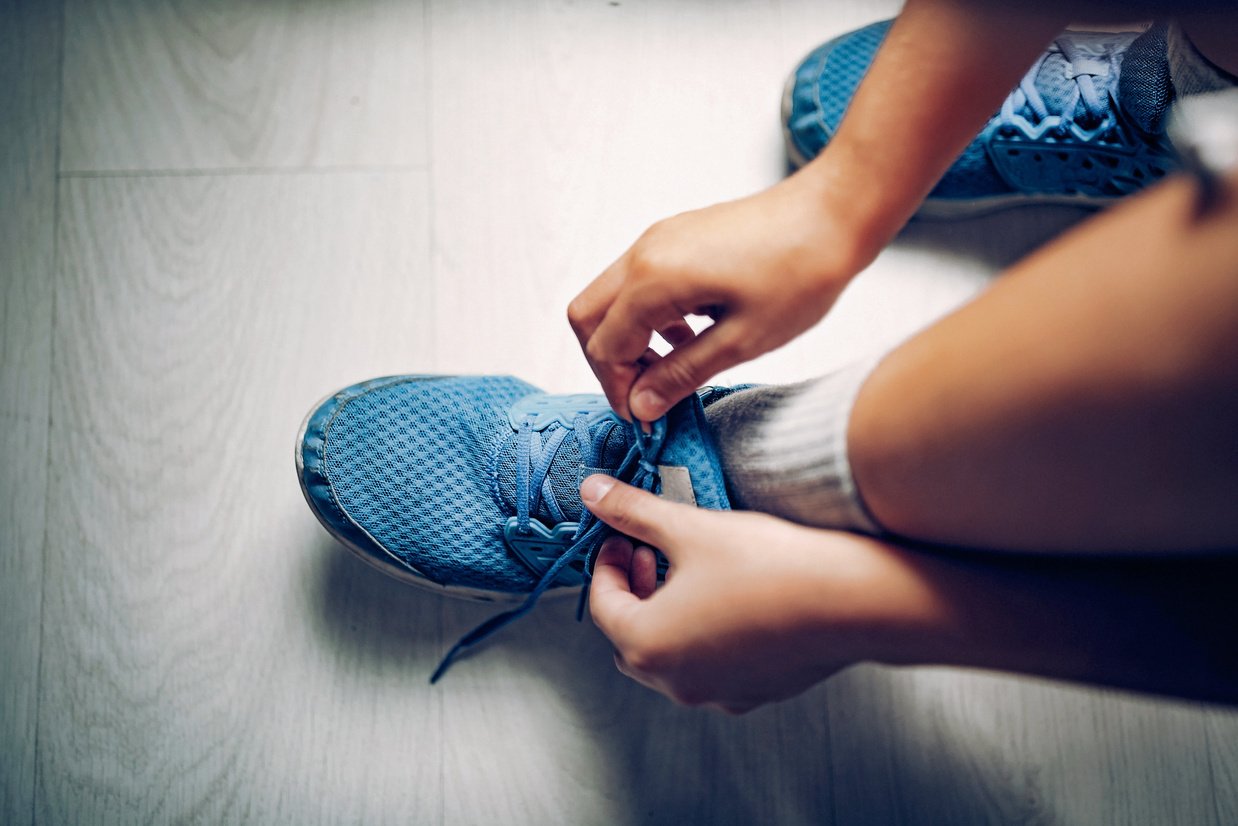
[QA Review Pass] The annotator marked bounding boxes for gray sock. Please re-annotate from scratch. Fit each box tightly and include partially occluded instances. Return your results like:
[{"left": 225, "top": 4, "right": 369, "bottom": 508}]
[{"left": 705, "top": 357, "right": 883, "bottom": 533}]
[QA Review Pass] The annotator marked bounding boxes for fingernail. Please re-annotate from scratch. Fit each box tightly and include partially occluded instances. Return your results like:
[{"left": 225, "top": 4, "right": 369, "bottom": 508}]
[
  {"left": 581, "top": 474, "right": 616, "bottom": 505},
  {"left": 632, "top": 388, "right": 665, "bottom": 419}
]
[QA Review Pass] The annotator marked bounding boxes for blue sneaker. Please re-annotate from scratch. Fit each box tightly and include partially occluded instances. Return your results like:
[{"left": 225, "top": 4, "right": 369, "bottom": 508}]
[
  {"left": 783, "top": 21, "right": 1179, "bottom": 216},
  {"left": 296, "top": 375, "right": 735, "bottom": 678}
]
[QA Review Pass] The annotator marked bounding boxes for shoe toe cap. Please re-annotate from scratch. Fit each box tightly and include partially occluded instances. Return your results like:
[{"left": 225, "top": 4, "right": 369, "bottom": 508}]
[
  {"left": 784, "top": 19, "right": 893, "bottom": 162},
  {"left": 297, "top": 375, "right": 543, "bottom": 595}
]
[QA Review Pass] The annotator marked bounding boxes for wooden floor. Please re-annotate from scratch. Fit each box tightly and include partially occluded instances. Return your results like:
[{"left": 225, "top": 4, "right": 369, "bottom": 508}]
[{"left": 3, "top": 0, "right": 1236, "bottom": 823}]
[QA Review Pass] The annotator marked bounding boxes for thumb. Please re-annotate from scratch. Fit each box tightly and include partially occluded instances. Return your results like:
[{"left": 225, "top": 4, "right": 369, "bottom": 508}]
[
  {"left": 628, "top": 322, "right": 750, "bottom": 421},
  {"left": 580, "top": 474, "right": 697, "bottom": 559}
]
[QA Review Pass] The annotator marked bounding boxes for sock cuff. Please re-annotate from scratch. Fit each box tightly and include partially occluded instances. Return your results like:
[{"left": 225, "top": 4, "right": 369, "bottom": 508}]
[{"left": 712, "top": 356, "right": 884, "bottom": 534}]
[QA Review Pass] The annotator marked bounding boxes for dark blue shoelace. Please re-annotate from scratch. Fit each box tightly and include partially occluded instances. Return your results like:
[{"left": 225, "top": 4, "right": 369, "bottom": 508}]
[{"left": 430, "top": 414, "right": 666, "bottom": 683}]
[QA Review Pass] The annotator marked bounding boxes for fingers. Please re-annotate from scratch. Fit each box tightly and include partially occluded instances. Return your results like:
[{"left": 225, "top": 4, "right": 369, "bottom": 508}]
[
  {"left": 588, "top": 290, "right": 746, "bottom": 423},
  {"left": 628, "top": 322, "right": 750, "bottom": 421},
  {"left": 595, "top": 361, "right": 643, "bottom": 421},
  {"left": 586, "top": 320, "right": 672, "bottom": 421},
  {"left": 630, "top": 545, "right": 659, "bottom": 599},
  {"left": 577, "top": 258, "right": 710, "bottom": 420},
  {"left": 586, "top": 285, "right": 694, "bottom": 376},
  {"left": 589, "top": 536, "right": 644, "bottom": 643},
  {"left": 580, "top": 475, "right": 697, "bottom": 559},
  {"left": 591, "top": 537, "right": 665, "bottom": 686},
  {"left": 589, "top": 537, "right": 657, "bottom": 605},
  {"left": 656, "top": 319, "right": 697, "bottom": 350},
  {"left": 566, "top": 259, "right": 625, "bottom": 345},
  {"left": 590, "top": 537, "right": 659, "bottom": 690},
  {"left": 568, "top": 261, "right": 641, "bottom": 418}
]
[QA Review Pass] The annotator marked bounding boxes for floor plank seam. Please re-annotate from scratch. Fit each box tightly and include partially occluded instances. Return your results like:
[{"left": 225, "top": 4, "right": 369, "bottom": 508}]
[
  {"left": 422, "top": 2, "right": 446, "bottom": 822},
  {"left": 31, "top": 2, "right": 69, "bottom": 823},
  {"left": 1203, "top": 718, "right": 1223, "bottom": 825},
  {"left": 422, "top": 0, "right": 440, "bottom": 394}
]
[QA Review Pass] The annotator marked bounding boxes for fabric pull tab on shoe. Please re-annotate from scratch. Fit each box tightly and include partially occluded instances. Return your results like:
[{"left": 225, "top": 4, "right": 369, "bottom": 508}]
[{"left": 657, "top": 465, "right": 696, "bottom": 506}]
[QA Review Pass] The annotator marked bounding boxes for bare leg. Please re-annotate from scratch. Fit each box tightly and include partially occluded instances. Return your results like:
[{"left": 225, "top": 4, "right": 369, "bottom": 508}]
[{"left": 850, "top": 171, "right": 1238, "bottom": 552}]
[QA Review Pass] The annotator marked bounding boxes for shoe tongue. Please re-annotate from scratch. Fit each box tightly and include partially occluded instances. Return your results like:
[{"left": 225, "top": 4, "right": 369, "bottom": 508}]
[
  {"left": 1024, "top": 33, "right": 1131, "bottom": 125},
  {"left": 494, "top": 417, "right": 632, "bottom": 524},
  {"left": 1116, "top": 23, "right": 1173, "bottom": 134},
  {"left": 494, "top": 393, "right": 733, "bottom": 526}
]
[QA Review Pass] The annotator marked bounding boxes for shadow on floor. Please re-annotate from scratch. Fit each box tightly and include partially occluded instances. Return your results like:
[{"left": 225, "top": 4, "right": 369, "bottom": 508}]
[
  {"left": 310, "top": 539, "right": 1040, "bottom": 825},
  {"left": 894, "top": 203, "right": 1094, "bottom": 272},
  {"left": 309, "top": 536, "right": 443, "bottom": 673}
]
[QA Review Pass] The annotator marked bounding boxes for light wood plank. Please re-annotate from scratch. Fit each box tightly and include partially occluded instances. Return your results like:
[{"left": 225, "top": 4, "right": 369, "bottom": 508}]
[
  {"left": 61, "top": 0, "right": 428, "bottom": 172},
  {"left": 1012, "top": 682, "right": 1217, "bottom": 825},
  {"left": 0, "top": 418, "right": 48, "bottom": 825},
  {"left": 828, "top": 668, "right": 1051, "bottom": 826},
  {"left": 437, "top": 598, "right": 833, "bottom": 825},
  {"left": 39, "top": 172, "right": 440, "bottom": 824},
  {"left": 0, "top": 0, "right": 60, "bottom": 822},
  {"left": 1206, "top": 708, "right": 1238, "bottom": 824},
  {"left": 829, "top": 667, "right": 1221, "bottom": 825}
]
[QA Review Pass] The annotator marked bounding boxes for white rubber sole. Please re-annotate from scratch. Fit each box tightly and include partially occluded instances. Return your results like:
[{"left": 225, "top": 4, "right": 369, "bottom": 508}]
[{"left": 780, "top": 65, "right": 811, "bottom": 171}]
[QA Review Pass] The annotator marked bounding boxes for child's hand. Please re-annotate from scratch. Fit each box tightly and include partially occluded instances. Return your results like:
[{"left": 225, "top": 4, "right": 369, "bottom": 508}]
[
  {"left": 580, "top": 474, "right": 928, "bottom": 713},
  {"left": 567, "top": 172, "right": 870, "bottom": 423}
]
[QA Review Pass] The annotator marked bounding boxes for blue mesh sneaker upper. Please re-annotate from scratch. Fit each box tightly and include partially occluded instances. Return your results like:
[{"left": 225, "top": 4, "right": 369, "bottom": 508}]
[
  {"left": 783, "top": 20, "right": 1179, "bottom": 216},
  {"left": 296, "top": 374, "right": 734, "bottom": 679}
]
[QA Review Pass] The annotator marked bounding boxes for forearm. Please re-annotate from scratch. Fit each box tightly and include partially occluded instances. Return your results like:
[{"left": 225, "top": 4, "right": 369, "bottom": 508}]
[
  {"left": 840, "top": 535, "right": 1238, "bottom": 704},
  {"left": 849, "top": 172, "right": 1238, "bottom": 551},
  {"left": 802, "top": 0, "right": 1067, "bottom": 263}
]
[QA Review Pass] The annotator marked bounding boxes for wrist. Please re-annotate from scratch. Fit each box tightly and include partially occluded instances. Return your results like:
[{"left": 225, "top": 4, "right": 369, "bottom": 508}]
[
  {"left": 843, "top": 538, "right": 964, "bottom": 668},
  {"left": 792, "top": 529, "right": 1238, "bottom": 703},
  {"left": 787, "top": 532, "right": 961, "bottom": 671},
  {"left": 770, "top": 157, "right": 888, "bottom": 307},
  {"left": 796, "top": 147, "right": 907, "bottom": 274},
  {"left": 824, "top": 538, "right": 1133, "bottom": 681}
]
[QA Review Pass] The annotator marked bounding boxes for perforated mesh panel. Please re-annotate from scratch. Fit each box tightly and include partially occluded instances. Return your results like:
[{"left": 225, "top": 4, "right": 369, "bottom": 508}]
[
  {"left": 1118, "top": 22, "right": 1172, "bottom": 133},
  {"left": 815, "top": 20, "right": 890, "bottom": 129},
  {"left": 785, "top": 20, "right": 891, "bottom": 162},
  {"left": 324, "top": 375, "right": 541, "bottom": 591},
  {"left": 659, "top": 398, "right": 731, "bottom": 512}
]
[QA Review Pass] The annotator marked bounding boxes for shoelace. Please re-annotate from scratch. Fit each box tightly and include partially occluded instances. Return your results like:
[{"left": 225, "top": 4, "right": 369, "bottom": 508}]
[
  {"left": 430, "top": 413, "right": 667, "bottom": 683},
  {"left": 998, "top": 37, "right": 1113, "bottom": 134}
]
